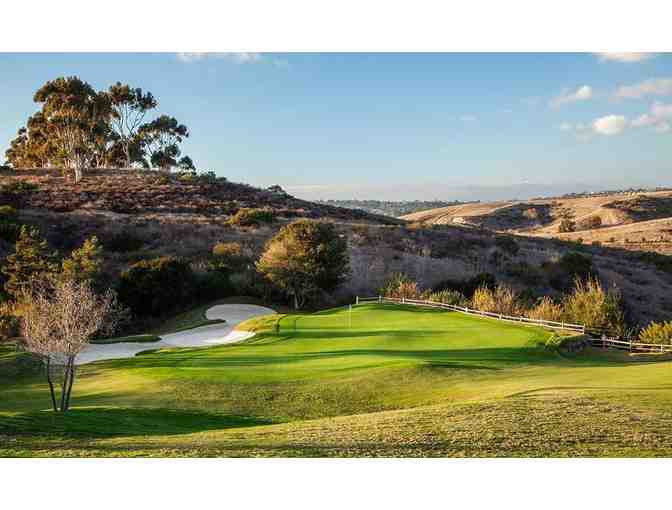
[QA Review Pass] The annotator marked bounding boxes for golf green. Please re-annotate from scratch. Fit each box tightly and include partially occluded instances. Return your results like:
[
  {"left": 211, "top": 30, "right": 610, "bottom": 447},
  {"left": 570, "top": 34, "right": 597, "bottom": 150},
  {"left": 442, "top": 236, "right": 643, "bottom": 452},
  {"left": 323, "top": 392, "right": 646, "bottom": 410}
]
[{"left": 2, "top": 303, "right": 672, "bottom": 457}]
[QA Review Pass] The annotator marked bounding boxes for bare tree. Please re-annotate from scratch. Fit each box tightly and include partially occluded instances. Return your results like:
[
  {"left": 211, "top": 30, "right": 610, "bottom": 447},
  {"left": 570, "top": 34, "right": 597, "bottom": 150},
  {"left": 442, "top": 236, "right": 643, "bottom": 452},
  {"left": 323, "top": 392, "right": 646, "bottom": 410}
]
[{"left": 20, "top": 276, "right": 126, "bottom": 412}]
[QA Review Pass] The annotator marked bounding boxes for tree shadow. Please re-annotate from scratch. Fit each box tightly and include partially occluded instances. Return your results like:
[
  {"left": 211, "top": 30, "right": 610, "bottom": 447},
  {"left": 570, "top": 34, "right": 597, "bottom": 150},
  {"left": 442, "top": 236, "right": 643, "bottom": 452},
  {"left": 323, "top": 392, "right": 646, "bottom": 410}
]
[
  {"left": 0, "top": 407, "right": 273, "bottom": 438},
  {"left": 95, "top": 345, "right": 552, "bottom": 370}
]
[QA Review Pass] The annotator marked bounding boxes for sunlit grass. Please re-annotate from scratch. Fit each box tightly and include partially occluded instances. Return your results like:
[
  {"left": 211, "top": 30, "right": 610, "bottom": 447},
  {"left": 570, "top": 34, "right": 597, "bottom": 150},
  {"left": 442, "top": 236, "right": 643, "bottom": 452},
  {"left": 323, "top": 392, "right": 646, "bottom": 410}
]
[{"left": 2, "top": 303, "right": 672, "bottom": 457}]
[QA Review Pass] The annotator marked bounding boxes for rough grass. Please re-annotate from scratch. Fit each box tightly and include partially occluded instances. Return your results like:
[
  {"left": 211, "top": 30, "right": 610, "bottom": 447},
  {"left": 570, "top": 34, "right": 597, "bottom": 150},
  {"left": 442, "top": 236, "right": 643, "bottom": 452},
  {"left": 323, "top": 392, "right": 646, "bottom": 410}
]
[{"left": 2, "top": 304, "right": 672, "bottom": 457}]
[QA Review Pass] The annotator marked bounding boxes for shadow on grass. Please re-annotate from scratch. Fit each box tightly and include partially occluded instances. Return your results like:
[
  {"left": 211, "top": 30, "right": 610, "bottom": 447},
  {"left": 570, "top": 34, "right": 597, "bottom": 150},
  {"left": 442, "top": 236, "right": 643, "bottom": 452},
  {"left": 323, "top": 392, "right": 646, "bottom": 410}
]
[
  {"left": 0, "top": 407, "right": 273, "bottom": 438},
  {"left": 97, "top": 345, "right": 553, "bottom": 370}
]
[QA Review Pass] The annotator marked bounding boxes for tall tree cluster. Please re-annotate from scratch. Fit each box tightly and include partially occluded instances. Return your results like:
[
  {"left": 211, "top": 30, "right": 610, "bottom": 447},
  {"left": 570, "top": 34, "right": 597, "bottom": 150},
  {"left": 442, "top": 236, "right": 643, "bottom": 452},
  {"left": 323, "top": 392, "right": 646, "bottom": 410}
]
[{"left": 5, "top": 77, "right": 194, "bottom": 180}]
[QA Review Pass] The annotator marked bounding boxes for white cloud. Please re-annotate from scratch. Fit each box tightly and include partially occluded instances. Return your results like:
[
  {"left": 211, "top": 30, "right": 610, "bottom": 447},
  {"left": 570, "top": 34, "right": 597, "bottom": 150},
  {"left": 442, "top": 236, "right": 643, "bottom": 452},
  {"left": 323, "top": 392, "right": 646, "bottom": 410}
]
[
  {"left": 176, "top": 52, "right": 207, "bottom": 63},
  {"left": 631, "top": 102, "right": 672, "bottom": 133},
  {"left": 176, "top": 52, "right": 263, "bottom": 64},
  {"left": 558, "top": 122, "right": 573, "bottom": 131},
  {"left": 596, "top": 52, "right": 657, "bottom": 63},
  {"left": 550, "top": 85, "right": 592, "bottom": 108},
  {"left": 615, "top": 78, "right": 672, "bottom": 99},
  {"left": 228, "top": 52, "right": 262, "bottom": 63},
  {"left": 459, "top": 114, "right": 477, "bottom": 122},
  {"left": 592, "top": 115, "right": 627, "bottom": 136}
]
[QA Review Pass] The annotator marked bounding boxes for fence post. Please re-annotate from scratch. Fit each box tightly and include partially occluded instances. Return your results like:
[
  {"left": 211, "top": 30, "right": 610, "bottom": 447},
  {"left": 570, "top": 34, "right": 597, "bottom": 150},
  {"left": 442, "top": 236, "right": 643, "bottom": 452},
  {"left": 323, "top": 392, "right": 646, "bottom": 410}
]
[
  {"left": 356, "top": 296, "right": 359, "bottom": 305},
  {"left": 378, "top": 295, "right": 382, "bottom": 304},
  {"left": 402, "top": 297, "right": 405, "bottom": 304}
]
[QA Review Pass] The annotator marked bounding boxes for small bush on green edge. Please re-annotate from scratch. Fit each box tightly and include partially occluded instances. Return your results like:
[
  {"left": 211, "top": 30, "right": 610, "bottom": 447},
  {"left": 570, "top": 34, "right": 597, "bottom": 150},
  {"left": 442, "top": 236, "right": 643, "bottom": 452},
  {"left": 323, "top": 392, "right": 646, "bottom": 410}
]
[
  {"left": 423, "top": 289, "right": 467, "bottom": 306},
  {"left": 380, "top": 273, "right": 423, "bottom": 300},
  {"left": 639, "top": 321, "right": 672, "bottom": 345}
]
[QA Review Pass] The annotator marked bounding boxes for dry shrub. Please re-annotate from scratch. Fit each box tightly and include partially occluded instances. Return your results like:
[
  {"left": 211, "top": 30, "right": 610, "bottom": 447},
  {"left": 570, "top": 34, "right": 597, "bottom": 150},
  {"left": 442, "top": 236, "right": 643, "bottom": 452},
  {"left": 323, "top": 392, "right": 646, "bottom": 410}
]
[
  {"left": 228, "top": 208, "right": 275, "bottom": 227},
  {"left": 528, "top": 296, "right": 564, "bottom": 322},
  {"left": 380, "top": 273, "right": 423, "bottom": 300},
  {"left": 471, "top": 284, "right": 523, "bottom": 315},
  {"left": 579, "top": 215, "right": 602, "bottom": 230},
  {"left": 562, "top": 276, "right": 625, "bottom": 335},
  {"left": 212, "top": 241, "right": 242, "bottom": 258},
  {"left": 391, "top": 280, "right": 422, "bottom": 300},
  {"left": 639, "top": 321, "right": 672, "bottom": 345},
  {"left": 422, "top": 289, "right": 467, "bottom": 306}
]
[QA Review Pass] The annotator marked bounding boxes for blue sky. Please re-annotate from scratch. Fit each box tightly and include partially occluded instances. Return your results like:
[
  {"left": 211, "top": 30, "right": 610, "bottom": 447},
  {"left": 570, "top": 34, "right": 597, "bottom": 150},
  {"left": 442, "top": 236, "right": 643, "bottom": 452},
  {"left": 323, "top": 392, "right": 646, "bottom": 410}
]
[{"left": 0, "top": 52, "right": 670, "bottom": 201}]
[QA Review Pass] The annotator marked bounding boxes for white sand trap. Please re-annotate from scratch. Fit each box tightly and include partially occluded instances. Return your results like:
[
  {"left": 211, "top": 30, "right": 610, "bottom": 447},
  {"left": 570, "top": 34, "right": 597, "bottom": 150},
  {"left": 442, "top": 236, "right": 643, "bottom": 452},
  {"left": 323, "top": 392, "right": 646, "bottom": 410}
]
[{"left": 76, "top": 304, "right": 275, "bottom": 365}]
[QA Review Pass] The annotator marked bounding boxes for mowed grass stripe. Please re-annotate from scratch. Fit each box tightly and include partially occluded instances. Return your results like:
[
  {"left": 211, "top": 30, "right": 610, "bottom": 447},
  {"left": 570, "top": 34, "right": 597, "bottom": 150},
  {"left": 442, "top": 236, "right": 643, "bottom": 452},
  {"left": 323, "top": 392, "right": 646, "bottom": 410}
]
[{"left": 2, "top": 303, "right": 672, "bottom": 457}]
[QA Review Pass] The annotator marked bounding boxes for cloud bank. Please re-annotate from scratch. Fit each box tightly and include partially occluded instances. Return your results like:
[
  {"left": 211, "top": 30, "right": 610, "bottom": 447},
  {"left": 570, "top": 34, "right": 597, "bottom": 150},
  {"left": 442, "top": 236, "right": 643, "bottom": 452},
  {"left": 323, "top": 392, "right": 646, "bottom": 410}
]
[
  {"left": 176, "top": 52, "right": 263, "bottom": 64},
  {"left": 615, "top": 78, "right": 672, "bottom": 99},
  {"left": 631, "top": 102, "right": 672, "bottom": 133},
  {"left": 596, "top": 52, "right": 657, "bottom": 63}
]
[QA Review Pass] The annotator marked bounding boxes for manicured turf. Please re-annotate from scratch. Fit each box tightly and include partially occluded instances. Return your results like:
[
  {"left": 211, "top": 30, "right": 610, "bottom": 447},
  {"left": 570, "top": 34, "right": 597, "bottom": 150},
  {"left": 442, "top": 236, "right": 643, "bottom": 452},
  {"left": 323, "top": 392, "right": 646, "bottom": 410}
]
[{"left": 2, "top": 303, "right": 672, "bottom": 457}]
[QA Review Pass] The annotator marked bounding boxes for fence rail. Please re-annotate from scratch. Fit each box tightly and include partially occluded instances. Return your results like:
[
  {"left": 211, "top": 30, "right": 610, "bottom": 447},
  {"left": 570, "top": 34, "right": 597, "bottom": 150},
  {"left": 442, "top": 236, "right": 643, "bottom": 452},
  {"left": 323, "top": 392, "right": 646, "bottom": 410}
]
[
  {"left": 356, "top": 296, "right": 672, "bottom": 354},
  {"left": 356, "top": 296, "right": 585, "bottom": 333},
  {"left": 587, "top": 336, "right": 672, "bottom": 353}
]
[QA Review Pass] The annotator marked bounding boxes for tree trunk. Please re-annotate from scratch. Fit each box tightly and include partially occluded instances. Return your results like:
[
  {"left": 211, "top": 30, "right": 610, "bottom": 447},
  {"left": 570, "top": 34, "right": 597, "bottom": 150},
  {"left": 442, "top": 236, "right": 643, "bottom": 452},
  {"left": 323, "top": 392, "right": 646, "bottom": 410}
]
[
  {"left": 45, "top": 357, "right": 58, "bottom": 413},
  {"left": 124, "top": 143, "right": 131, "bottom": 168},
  {"left": 63, "top": 357, "right": 76, "bottom": 412},
  {"left": 74, "top": 167, "right": 83, "bottom": 183},
  {"left": 293, "top": 293, "right": 299, "bottom": 310},
  {"left": 59, "top": 364, "right": 70, "bottom": 412}
]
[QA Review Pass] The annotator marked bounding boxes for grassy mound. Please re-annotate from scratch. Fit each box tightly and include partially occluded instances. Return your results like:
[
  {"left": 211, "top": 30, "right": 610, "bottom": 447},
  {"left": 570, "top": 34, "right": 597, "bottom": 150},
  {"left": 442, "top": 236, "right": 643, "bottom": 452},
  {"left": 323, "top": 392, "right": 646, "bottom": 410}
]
[{"left": 2, "top": 303, "right": 672, "bottom": 457}]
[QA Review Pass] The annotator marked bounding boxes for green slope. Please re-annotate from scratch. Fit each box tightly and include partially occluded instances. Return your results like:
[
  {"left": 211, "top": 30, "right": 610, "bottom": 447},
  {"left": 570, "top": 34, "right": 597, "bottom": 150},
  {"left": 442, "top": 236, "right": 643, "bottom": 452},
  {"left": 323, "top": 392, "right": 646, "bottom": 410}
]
[{"left": 2, "top": 303, "right": 672, "bottom": 457}]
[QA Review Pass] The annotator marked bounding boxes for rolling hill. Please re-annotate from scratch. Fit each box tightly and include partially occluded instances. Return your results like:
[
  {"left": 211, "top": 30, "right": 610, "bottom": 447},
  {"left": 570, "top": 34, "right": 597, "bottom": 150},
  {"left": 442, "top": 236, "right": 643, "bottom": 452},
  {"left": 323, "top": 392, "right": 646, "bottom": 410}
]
[
  {"left": 3, "top": 303, "right": 672, "bottom": 457},
  {"left": 2, "top": 169, "right": 672, "bottom": 327},
  {"left": 401, "top": 190, "right": 672, "bottom": 254}
]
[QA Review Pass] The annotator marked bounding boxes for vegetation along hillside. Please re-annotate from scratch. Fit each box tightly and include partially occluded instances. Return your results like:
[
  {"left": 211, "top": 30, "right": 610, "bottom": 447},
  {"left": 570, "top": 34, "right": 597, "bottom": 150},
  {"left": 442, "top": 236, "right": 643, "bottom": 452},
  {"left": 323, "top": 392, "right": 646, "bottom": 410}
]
[
  {"left": 1, "top": 168, "right": 671, "bottom": 331},
  {"left": 402, "top": 189, "right": 672, "bottom": 255}
]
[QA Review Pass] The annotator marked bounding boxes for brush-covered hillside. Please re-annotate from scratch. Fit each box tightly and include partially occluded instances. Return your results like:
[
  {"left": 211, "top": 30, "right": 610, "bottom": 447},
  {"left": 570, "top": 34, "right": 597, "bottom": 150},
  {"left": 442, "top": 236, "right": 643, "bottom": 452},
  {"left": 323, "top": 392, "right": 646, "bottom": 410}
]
[
  {"left": 402, "top": 190, "right": 672, "bottom": 255},
  {"left": 1, "top": 169, "right": 672, "bottom": 328},
  {"left": 0, "top": 168, "right": 400, "bottom": 223}
]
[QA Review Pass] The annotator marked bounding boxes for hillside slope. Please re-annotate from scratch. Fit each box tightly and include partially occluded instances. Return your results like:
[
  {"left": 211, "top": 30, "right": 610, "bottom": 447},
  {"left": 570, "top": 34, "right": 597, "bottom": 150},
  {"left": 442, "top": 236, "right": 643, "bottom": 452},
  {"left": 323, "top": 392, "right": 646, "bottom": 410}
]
[
  {"left": 1, "top": 169, "right": 672, "bottom": 327},
  {"left": 402, "top": 190, "right": 672, "bottom": 253},
  {"left": 0, "top": 169, "right": 399, "bottom": 224}
]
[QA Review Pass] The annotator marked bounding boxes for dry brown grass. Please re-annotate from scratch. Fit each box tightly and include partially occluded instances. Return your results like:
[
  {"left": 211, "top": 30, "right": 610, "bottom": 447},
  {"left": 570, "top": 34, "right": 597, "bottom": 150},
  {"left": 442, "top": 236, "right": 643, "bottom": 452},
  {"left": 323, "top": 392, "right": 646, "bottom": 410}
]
[{"left": 401, "top": 190, "right": 672, "bottom": 255}]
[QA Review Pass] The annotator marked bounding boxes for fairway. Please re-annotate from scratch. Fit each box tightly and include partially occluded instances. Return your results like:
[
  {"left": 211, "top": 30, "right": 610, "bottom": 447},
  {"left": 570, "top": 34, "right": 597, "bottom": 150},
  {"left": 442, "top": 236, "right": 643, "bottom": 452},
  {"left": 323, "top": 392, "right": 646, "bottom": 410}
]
[{"left": 3, "top": 303, "right": 672, "bottom": 457}]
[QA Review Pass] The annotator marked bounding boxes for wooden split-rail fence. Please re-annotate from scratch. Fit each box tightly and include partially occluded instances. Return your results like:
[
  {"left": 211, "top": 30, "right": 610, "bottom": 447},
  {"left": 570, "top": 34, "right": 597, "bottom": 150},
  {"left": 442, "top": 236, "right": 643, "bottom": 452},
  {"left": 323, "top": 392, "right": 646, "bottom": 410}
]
[{"left": 354, "top": 295, "right": 672, "bottom": 354}]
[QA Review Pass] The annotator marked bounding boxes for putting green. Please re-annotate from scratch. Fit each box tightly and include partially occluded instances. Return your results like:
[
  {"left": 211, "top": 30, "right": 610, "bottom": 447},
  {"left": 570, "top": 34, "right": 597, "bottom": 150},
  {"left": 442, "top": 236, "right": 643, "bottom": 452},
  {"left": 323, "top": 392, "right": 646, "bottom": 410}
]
[{"left": 2, "top": 303, "right": 672, "bottom": 457}]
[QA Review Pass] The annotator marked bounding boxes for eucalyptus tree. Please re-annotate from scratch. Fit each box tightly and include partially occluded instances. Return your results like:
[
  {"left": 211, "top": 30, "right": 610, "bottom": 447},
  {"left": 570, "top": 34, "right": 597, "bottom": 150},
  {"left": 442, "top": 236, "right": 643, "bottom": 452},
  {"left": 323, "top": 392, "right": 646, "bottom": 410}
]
[
  {"left": 107, "top": 82, "right": 157, "bottom": 167},
  {"left": 5, "top": 112, "right": 58, "bottom": 168},
  {"left": 33, "top": 76, "right": 113, "bottom": 181},
  {"left": 5, "top": 76, "right": 194, "bottom": 174},
  {"left": 138, "top": 115, "right": 189, "bottom": 170}
]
